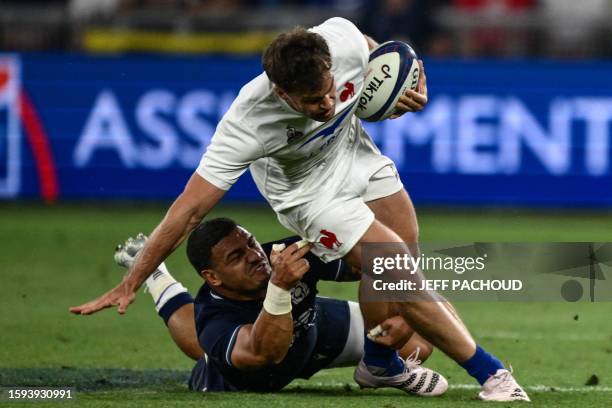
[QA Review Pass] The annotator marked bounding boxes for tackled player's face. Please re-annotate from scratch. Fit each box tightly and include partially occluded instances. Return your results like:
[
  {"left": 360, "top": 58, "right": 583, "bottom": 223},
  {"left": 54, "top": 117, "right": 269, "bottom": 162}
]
[
  {"left": 287, "top": 72, "right": 336, "bottom": 122},
  {"left": 208, "top": 227, "right": 272, "bottom": 294}
]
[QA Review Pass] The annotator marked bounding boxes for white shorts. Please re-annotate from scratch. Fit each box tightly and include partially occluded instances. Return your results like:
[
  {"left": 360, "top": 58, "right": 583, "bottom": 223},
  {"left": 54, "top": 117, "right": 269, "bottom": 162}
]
[{"left": 277, "top": 130, "right": 403, "bottom": 263}]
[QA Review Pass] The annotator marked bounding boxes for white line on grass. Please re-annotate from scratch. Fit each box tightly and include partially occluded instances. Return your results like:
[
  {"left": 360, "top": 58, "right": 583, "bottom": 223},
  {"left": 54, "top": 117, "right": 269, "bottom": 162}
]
[
  {"left": 475, "top": 331, "right": 610, "bottom": 341},
  {"left": 292, "top": 382, "right": 612, "bottom": 393},
  {"left": 450, "top": 384, "right": 612, "bottom": 393}
]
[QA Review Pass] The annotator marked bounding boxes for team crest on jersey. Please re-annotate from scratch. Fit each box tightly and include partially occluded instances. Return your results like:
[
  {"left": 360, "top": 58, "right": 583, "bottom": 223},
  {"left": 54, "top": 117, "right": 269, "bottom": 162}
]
[
  {"left": 291, "top": 281, "right": 309, "bottom": 304},
  {"left": 319, "top": 229, "right": 342, "bottom": 250},
  {"left": 286, "top": 126, "right": 304, "bottom": 144},
  {"left": 340, "top": 82, "right": 355, "bottom": 102}
]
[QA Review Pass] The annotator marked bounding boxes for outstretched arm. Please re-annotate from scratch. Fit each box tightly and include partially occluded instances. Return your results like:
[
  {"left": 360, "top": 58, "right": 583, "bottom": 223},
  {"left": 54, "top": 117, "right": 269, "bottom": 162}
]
[{"left": 69, "top": 173, "right": 225, "bottom": 315}]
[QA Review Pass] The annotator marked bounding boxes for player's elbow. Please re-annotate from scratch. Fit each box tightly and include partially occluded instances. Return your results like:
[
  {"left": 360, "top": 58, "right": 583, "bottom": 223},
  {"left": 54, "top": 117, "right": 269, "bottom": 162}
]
[
  {"left": 233, "top": 326, "right": 291, "bottom": 369},
  {"left": 256, "top": 347, "right": 288, "bottom": 366},
  {"left": 240, "top": 348, "right": 288, "bottom": 370},
  {"left": 268, "top": 348, "right": 289, "bottom": 365}
]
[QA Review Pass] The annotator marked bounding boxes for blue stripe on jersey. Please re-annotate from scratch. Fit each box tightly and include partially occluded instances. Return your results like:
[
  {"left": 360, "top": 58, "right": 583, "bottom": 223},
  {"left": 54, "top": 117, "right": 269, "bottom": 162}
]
[
  {"left": 298, "top": 102, "right": 356, "bottom": 149},
  {"left": 225, "top": 326, "right": 242, "bottom": 366}
]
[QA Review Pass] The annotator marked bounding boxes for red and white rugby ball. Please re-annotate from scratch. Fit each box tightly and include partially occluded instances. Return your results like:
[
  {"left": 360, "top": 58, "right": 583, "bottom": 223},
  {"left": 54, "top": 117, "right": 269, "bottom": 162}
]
[{"left": 355, "top": 41, "right": 419, "bottom": 122}]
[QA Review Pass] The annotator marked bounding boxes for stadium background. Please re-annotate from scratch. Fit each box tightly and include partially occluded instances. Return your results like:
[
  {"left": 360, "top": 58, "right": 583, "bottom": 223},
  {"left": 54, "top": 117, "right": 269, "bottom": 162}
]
[{"left": 1, "top": 1, "right": 611, "bottom": 407}]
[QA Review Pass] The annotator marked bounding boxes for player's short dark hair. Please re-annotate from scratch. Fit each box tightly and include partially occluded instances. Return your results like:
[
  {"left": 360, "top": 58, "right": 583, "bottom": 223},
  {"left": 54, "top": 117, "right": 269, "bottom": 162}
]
[
  {"left": 262, "top": 26, "right": 332, "bottom": 95},
  {"left": 187, "top": 217, "right": 238, "bottom": 274}
]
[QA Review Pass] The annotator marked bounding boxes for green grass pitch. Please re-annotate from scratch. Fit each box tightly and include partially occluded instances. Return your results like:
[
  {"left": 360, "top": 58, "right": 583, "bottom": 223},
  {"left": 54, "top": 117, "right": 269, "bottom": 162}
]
[{"left": 1, "top": 203, "right": 611, "bottom": 407}]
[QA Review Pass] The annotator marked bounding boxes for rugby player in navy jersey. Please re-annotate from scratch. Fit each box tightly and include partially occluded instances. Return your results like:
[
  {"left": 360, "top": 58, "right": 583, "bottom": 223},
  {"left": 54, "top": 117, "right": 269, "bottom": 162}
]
[{"left": 111, "top": 218, "right": 446, "bottom": 394}]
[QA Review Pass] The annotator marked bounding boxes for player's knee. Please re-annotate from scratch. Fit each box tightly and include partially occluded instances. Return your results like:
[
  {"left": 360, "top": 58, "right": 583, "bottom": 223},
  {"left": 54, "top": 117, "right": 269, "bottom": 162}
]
[{"left": 405, "top": 222, "right": 419, "bottom": 244}]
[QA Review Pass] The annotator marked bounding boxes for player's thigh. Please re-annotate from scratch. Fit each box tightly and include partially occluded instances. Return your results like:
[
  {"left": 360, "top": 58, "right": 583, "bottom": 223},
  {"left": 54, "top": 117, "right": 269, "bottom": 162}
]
[
  {"left": 326, "top": 300, "right": 365, "bottom": 368},
  {"left": 367, "top": 187, "right": 419, "bottom": 245},
  {"left": 297, "top": 298, "right": 362, "bottom": 377},
  {"left": 343, "top": 217, "right": 405, "bottom": 268},
  {"left": 353, "top": 126, "right": 417, "bottom": 243},
  {"left": 344, "top": 219, "right": 419, "bottom": 307}
]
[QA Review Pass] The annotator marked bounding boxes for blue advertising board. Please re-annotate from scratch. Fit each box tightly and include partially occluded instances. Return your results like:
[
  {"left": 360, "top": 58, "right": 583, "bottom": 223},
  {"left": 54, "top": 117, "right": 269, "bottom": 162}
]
[{"left": 1, "top": 53, "right": 611, "bottom": 206}]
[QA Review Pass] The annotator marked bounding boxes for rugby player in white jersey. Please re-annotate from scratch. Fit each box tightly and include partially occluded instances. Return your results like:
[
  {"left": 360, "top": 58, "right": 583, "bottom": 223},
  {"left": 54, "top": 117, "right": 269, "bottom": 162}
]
[{"left": 71, "top": 17, "right": 529, "bottom": 402}]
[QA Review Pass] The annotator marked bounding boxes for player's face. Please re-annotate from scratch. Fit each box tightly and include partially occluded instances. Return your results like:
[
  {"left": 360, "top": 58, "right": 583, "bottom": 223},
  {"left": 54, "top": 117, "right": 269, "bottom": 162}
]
[
  {"left": 209, "top": 227, "right": 272, "bottom": 295},
  {"left": 287, "top": 72, "right": 336, "bottom": 122}
]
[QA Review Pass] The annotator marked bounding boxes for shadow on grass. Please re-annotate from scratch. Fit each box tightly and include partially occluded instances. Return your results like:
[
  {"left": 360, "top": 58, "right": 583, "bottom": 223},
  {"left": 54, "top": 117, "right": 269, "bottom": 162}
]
[
  {"left": 280, "top": 388, "right": 376, "bottom": 397},
  {"left": 0, "top": 367, "right": 396, "bottom": 398},
  {"left": 0, "top": 368, "right": 190, "bottom": 391}
]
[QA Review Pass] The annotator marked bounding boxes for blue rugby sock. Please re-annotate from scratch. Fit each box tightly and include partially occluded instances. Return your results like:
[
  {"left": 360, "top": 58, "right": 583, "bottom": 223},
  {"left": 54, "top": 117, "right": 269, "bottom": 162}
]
[
  {"left": 363, "top": 335, "right": 404, "bottom": 376},
  {"left": 460, "top": 345, "right": 504, "bottom": 385},
  {"left": 158, "top": 292, "right": 194, "bottom": 326}
]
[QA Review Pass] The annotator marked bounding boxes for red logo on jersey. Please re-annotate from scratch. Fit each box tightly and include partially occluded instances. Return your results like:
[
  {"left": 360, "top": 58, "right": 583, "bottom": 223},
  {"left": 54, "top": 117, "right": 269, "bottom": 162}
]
[
  {"left": 319, "top": 229, "right": 342, "bottom": 250},
  {"left": 0, "top": 66, "right": 9, "bottom": 91},
  {"left": 339, "top": 82, "right": 355, "bottom": 102}
]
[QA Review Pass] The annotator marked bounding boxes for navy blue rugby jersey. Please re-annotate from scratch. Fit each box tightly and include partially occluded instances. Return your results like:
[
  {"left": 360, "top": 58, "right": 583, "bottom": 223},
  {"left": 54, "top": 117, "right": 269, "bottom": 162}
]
[{"left": 192, "top": 236, "right": 354, "bottom": 391}]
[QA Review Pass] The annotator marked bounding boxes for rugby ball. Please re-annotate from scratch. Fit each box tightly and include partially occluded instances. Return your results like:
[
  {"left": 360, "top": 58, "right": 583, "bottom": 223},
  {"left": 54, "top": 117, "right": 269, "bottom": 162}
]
[{"left": 355, "top": 41, "right": 419, "bottom": 122}]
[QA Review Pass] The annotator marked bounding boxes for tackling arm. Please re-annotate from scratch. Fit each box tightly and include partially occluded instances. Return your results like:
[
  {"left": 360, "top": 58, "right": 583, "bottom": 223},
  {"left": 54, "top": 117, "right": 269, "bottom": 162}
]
[
  {"left": 230, "top": 242, "right": 312, "bottom": 369},
  {"left": 230, "top": 310, "right": 294, "bottom": 369}
]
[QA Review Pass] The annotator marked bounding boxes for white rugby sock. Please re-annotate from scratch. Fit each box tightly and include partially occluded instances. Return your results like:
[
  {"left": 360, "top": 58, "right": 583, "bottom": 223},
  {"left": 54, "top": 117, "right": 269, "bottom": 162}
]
[{"left": 144, "top": 262, "right": 188, "bottom": 312}]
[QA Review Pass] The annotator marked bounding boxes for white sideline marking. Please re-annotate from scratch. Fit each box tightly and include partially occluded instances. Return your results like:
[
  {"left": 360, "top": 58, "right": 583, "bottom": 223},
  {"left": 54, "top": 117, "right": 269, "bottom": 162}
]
[
  {"left": 450, "top": 384, "right": 612, "bottom": 393},
  {"left": 476, "top": 331, "right": 610, "bottom": 341},
  {"left": 293, "top": 381, "right": 612, "bottom": 393}
]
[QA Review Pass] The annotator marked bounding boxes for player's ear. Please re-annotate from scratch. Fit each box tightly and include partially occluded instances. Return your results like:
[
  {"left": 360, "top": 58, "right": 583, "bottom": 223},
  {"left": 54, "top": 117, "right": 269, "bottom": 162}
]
[
  {"left": 201, "top": 269, "right": 222, "bottom": 287},
  {"left": 274, "top": 86, "right": 290, "bottom": 102}
]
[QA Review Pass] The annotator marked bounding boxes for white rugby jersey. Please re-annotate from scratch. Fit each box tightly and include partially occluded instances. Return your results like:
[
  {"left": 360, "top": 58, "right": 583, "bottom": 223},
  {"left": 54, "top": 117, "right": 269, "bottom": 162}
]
[{"left": 196, "top": 17, "right": 370, "bottom": 211}]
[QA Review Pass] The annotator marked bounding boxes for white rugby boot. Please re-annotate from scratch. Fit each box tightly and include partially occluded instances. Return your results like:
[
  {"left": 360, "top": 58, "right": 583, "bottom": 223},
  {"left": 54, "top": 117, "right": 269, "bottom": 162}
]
[
  {"left": 478, "top": 367, "right": 530, "bottom": 402},
  {"left": 354, "top": 348, "right": 448, "bottom": 397},
  {"left": 114, "top": 233, "right": 184, "bottom": 310},
  {"left": 113, "top": 233, "right": 148, "bottom": 268}
]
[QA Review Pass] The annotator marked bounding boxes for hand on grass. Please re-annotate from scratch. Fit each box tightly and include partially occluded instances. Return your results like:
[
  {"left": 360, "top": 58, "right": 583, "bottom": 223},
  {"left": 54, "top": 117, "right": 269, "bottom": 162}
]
[{"left": 69, "top": 280, "right": 136, "bottom": 315}]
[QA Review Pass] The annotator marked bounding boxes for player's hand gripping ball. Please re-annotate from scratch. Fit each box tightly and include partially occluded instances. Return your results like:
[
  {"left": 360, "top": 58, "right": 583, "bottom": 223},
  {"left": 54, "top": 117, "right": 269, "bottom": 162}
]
[{"left": 356, "top": 41, "right": 420, "bottom": 122}]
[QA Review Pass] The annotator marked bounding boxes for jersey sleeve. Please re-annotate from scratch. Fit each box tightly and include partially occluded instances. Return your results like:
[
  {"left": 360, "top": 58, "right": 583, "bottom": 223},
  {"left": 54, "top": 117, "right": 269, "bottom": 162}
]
[
  {"left": 196, "top": 112, "right": 264, "bottom": 191},
  {"left": 198, "top": 315, "right": 244, "bottom": 368},
  {"left": 310, "top": 17, "right": 369, "bottom": 72}
]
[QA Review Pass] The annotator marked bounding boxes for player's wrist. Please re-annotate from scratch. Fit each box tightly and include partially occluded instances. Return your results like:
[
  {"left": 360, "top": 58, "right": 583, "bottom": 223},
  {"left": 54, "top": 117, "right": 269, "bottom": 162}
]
[
  {"left": 121, "top": 273, "right": 142, "bottom": 293},
  {"left": 263, "top": 280, "right": 292, "bottom": 315},
  {"left": 269, "top": 275, "right": 294, "bottom": 291}
]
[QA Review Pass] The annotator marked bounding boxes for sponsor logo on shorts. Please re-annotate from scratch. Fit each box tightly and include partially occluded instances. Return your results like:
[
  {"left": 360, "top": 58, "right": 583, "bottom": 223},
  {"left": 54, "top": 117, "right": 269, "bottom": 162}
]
[
  {"left": 319, "top": 229, "right": 342, "bottom": 250},
  {"left": 340, "top": 82, "right": 355, "bottom": 102}
]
